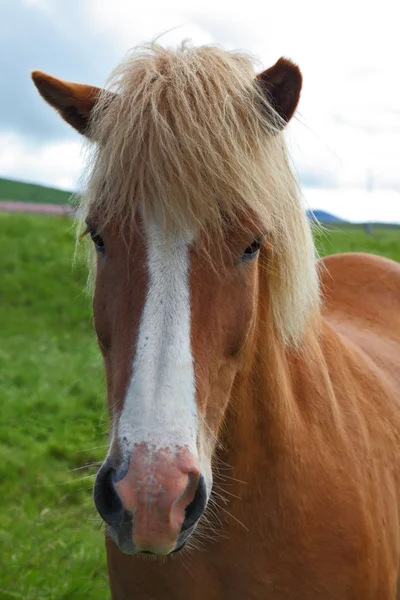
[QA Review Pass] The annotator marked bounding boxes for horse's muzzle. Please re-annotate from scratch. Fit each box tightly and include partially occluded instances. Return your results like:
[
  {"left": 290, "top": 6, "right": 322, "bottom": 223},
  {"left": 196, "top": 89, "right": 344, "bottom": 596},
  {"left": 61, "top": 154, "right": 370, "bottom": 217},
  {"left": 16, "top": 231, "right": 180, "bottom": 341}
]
[{"left": 93, "top": 444, "right": 207, "bottom": 555}]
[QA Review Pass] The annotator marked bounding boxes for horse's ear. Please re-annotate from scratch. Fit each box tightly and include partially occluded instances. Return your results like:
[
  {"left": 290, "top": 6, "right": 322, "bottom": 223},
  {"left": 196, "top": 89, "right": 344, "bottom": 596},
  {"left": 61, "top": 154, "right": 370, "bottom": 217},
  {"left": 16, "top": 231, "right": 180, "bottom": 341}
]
[
  {"left": 31, "top": 71, "right": 112, "bottom": 136},
  {"left": 257, "top": 58, "right": 302, "bottom": 128}
]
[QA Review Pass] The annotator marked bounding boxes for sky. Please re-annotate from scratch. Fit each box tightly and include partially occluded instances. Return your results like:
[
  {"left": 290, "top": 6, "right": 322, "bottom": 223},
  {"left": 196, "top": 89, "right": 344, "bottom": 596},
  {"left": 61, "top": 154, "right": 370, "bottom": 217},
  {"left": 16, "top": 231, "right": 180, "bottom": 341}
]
[{"left": 1, "top": 0, "right": 400, "bottom": 222}]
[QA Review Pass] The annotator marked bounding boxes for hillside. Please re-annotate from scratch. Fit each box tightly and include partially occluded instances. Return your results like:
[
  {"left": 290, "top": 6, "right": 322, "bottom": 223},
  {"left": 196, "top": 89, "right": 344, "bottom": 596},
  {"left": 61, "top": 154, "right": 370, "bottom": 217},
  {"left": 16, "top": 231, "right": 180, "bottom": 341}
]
[{"left": 0, "top": 177, "right": 73, "bottom": 205}]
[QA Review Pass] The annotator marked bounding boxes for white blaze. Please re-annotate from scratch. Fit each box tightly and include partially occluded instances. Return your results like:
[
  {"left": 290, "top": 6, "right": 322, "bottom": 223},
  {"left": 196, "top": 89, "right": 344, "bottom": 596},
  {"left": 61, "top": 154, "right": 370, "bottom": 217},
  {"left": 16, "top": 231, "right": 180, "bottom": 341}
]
[{"left": 118, "top": 219, "right": 198, "bottom": 455}]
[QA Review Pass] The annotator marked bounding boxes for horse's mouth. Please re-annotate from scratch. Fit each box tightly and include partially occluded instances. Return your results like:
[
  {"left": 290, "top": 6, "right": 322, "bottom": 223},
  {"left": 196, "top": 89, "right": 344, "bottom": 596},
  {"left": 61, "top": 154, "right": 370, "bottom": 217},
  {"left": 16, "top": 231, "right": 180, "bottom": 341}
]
[
  {"left": 138, "top": 541, "right": 186, "bottom": 555},
  {"left": 106, "top": 521, "right": 193, "bottom": 556}
]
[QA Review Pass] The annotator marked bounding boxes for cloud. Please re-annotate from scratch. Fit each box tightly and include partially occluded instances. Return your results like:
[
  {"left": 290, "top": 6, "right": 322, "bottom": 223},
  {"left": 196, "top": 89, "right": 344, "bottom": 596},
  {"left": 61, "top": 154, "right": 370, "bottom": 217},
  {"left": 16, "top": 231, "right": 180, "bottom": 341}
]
[
  {"left": 84, "top": 1, "right": 214, "bottom": 54},
  {"left": 0, "top": 133, "right": 83, "bottom": 190},
  {"left": 303, "top": 188, "right": 400, "bottom": 224},
  {"left": 0, "top": 0, "right": 120, "bottom": 143}
]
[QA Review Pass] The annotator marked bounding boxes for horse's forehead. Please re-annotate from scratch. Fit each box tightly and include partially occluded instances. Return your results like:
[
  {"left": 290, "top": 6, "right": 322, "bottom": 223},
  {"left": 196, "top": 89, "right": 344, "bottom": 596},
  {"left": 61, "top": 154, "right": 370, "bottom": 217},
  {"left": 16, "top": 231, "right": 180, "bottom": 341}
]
[{"left": 145, "top": 218, "right": 195, "bottom": 252}]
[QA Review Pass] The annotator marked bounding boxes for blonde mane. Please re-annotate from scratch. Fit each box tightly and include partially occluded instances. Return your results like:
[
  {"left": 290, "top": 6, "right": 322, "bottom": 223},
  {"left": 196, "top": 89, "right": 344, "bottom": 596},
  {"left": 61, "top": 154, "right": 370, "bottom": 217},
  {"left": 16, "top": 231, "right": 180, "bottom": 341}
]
[{"left": 77, "top": 42, "right": 320, "bottom": 345}]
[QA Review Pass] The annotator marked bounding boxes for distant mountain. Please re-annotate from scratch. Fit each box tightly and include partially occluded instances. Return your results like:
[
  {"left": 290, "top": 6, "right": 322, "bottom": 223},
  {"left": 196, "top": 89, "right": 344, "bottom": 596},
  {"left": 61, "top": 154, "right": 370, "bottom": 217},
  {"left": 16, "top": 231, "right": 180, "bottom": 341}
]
[{"left": 306, "top": 209, "right": 345, "bottom": 224}]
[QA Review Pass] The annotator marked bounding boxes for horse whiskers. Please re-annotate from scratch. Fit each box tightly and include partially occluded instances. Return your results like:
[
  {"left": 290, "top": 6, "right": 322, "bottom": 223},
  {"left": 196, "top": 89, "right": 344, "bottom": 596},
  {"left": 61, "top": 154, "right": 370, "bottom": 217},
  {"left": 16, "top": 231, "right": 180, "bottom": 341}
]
[
  {"left": 205, "top": 491, "right": 249, "bottom": 534},
  {"left": 41, "top": 474, "right": 96, "bottom": 488},
  {"left": 215, "top": 486, "right": 243, "bottom": 500},
  {"left": 75, "top": 445, "right": 108, "bottom": 453},
  {"left": 75, "top": 485, "right": 97, "bottom": 493},
  {"left": 196, "top": 519, "right": 228, "bottom": 542},
  {"left": 68, "top": 462, "right": 101, "bottom": 472},
  {"left": 203, "top": 513, "right": 225, "bottom": 531},
  {"left": 218, "top": 506, "right": 249, "bottom": 532},
  {"left": 177, "top": 552, "right": 194, "bottom": 574},
  {"left": 213, "top": 473, "right": 248, "bottom": 485},
  {"left": 212, "top": 488, "right": 243, "bottom": 503},
  {"left": 206, "top": 496, "right": 226, "bottom": 511},
  {"left": 212, "top": 459, "right": 235, "bottom": 471},
  {"left": 197, "top": 412, "right": 222, "bottom": 447},
  {"left": 183, "top": 538, "right": 206, "bottom": 555},
  {"left": 209, "top": 490, "right": 230, "bottom": 506},
  {"left": 82, "top": 518, "right": 103, "bottom": 523}
]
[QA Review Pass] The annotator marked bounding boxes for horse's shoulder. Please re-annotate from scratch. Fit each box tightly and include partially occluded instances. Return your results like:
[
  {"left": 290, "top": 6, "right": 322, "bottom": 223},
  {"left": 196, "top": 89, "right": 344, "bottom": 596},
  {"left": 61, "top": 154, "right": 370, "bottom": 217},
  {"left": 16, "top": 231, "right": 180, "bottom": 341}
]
[
  {"left": 319, "top": 253, "right": 400, "bottom": 375},
  {"left": 319, "top": 252, "right": 400, "bottom": 305}
]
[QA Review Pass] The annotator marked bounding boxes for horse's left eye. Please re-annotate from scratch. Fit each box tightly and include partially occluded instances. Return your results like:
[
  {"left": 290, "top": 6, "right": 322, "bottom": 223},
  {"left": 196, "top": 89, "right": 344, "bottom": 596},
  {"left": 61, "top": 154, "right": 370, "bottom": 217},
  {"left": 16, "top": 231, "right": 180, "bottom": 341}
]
[
  {"left": 90, "top": 232, "right": 105, "bottom": 253},
  {"left": 241, "top": 239, "right": 261, "bottom": 260}
]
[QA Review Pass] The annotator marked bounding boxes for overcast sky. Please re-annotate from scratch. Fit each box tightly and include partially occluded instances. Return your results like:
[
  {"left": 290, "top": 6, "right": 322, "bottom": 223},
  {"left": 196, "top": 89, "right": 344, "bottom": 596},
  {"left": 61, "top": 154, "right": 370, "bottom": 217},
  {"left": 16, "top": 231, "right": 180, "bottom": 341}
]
[{"left": 1, "top": 0, "right": 400, "bottom": 222}]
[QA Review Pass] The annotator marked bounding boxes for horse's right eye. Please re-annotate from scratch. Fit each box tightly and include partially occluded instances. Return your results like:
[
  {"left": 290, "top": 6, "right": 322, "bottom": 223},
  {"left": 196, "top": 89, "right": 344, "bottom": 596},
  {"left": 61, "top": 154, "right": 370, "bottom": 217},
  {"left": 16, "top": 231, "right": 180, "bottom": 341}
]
[
  {"left": 90, "top": 231, "right": 105, "bottom": 253},
  {"left": 241, "top": 239, "right": 261, "bottom": 261}
]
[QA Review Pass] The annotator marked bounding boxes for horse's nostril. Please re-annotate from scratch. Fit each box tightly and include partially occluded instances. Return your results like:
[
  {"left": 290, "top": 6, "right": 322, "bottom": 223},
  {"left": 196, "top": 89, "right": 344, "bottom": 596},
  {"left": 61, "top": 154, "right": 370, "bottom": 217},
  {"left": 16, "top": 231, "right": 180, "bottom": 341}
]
[
  {"left": 181, "top": 474, "right": 207, "bottom": 532},
  {"left": 94, "top": 461, "right": 124, "bottom": 526}
]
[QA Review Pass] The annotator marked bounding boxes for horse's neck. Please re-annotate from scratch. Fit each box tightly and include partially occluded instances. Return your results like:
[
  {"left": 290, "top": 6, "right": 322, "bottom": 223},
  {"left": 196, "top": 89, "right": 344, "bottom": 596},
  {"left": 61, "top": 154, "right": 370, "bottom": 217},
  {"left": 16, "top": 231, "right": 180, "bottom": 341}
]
[{"left": 217, "top": 310, "right": 339, "bottom": 488}]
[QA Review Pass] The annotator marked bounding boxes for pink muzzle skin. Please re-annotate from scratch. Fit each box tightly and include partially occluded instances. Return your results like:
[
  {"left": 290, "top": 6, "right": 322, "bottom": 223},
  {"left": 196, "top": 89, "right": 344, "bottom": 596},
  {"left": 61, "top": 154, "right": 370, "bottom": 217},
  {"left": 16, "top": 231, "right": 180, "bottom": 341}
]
[{"left": 114, "top": 444, "right": 202, "bottom": 555}]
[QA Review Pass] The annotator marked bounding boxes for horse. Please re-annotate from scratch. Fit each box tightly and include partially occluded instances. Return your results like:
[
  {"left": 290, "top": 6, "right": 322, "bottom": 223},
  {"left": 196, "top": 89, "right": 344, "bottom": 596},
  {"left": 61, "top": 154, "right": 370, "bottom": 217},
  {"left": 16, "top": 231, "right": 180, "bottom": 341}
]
[{"left": 31, "top": 42, "right": 400, "bottom": 599}]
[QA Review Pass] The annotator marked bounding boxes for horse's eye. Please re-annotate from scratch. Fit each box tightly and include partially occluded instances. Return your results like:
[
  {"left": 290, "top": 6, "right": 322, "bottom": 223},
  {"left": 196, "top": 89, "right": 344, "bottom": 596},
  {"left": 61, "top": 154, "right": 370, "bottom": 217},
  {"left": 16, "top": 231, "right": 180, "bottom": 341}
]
[
  {"left": 90, "top": 231, "right": 105, "bottom": 253},
  {"left": 241, "top": 238, "right": 261, "bottom": 260}
]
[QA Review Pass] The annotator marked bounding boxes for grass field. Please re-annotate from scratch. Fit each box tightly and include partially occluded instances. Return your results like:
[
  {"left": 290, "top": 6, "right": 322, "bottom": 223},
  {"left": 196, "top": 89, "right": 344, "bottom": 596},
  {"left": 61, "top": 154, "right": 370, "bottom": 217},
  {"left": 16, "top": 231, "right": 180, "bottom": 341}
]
[
  {"left": 1, "top": 213, "right": 399, "bottom": 600},
  {"left": 1, "top": 213, "right": 107, "bottom": 600},
  {"left": 0, "top": 177, "right": 73, "bottom": 205},
  {"left": 313, "top": 224, "right": 400, "bottom": 262}
]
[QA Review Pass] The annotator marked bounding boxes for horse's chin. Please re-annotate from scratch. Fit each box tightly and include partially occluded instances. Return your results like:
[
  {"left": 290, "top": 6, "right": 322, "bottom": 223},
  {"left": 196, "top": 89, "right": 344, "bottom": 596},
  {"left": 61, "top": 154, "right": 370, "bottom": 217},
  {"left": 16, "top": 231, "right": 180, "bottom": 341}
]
[{"left": 107, "top": 524, "right": 191, "bottom": 557}]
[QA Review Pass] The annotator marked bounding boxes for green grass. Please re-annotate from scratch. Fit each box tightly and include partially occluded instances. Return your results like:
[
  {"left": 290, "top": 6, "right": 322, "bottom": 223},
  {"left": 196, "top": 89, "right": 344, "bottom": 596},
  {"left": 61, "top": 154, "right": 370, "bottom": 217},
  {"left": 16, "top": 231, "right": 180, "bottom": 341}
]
[
  {"left": 0, "top": 213, "right": 399, "bottom": 599},
  {"left": 314, "top": 223, "right": 400, "bottom": 262},
  {"left": 0, "top": 213, "right": 108, "bottom": 599},
  {"left": 0, "top": 177, "right": 73, "bottom": 205}
]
